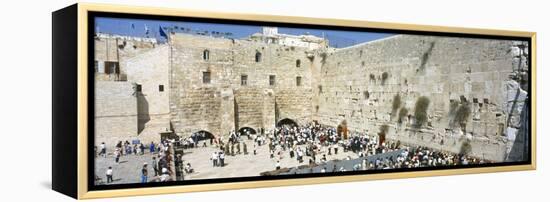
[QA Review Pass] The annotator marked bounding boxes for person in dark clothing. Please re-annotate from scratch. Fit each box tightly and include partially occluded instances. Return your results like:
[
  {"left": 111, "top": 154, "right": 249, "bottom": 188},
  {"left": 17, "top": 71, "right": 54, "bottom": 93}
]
[{"left": 141, "top": 163, "right": 148, "bottom": 183}]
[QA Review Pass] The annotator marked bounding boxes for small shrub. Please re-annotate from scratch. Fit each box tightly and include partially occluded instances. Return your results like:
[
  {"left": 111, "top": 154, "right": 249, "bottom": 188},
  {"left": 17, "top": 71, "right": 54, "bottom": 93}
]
[
  {"left": 381, "top": 72, "right": 389, "bottom": 84},
  {"left": 449, "top": 100, "right": 459, "bottom": 115},
  {"left": 453, "top": 102, "right": 471, "bottom": 128},
  {"left": 363, "top": 91, "right": 370, "bottom": 99},
  {"left": 459, "top": 141, "right": 472, "bottom": 155},
  {"left": 398, "top": 108, "right": 408, "bottom": 124},
  {"left": 414, "top": 96, "right": 430, "bottom": 127},
  {"left": 392, "top": 94, "right": 401, "bottom": 115},
  {"left": 319, "top": 52, "right": 328, "bottom": 64},
  {"left": 419, "top": 41, "right": 435, "bottom": 72},
  {"left": 379, "top": 124, "right": 389, "bottom": 136},
  {"left": 369, "top": 74, "right": 376, "bottom": 81}
]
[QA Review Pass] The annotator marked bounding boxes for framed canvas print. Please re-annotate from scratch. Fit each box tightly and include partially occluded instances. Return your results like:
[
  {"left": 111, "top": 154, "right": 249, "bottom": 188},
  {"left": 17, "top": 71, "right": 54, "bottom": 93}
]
[{"left": 52, "top": 3, "right": 536, "bottom": 199}]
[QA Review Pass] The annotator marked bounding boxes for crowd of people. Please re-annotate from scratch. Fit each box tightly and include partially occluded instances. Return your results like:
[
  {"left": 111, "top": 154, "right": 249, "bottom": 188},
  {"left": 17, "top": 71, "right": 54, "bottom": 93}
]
[
  {"left": 95, "top": 139, "right": 176, "bottom": 184},
  {"left": 258, "top": 122, "right": 484, "bottom": 173},
  {"left": 96, "top": 121, "right": 486, "bottom": 184}
]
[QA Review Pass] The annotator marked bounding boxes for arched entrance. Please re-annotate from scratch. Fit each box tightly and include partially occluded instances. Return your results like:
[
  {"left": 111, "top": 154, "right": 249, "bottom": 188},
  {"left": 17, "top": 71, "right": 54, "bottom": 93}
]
[
  {"left": 238, "top": 127, "right": 257, "bottom": 141},
  {"left": 337, "top": 120, "right": 348, "bottom": 139},
  {"left": 276, "top": 118, "right": 298, "bottom": 128},
  {"left": 238, "top": 127, "right": 257, "bottom": 135},
  {"left": 192, "top": 130, "right": 215, "bottom": 142}
]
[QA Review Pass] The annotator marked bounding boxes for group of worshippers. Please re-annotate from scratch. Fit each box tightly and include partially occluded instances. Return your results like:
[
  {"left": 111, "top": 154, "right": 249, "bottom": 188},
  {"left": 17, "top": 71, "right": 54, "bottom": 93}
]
[
  {"left": 206, "top": 129, "right": 261, "bottom": 167},
  {"left": 144, "top": 140, "right": 174, "bottom": 183},
  {"left": 266, "top": 122, "right": 347, "bottom": 165},
  {"left": 97, "top": 139, "right": 176, "bottom": 184},
  {"left": 178, "top": 131, "right": 215, "bottom": 149},
  {"left": 263, "top": 122, "right": 481, "bottom": 172},
  {"left": 368, "top": 145, "right": 482, "bottom": 170}
]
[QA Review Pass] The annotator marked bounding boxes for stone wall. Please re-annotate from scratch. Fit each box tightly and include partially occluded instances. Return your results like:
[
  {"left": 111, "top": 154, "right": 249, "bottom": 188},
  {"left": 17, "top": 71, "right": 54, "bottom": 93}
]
[
  {"left": 313, "top": 35, "right": 527, "bottom": 161},
  {"left": 168, "top": 33, "right": 314, "bottom": 137},
  {"left": 125, "top": 44, "right": 171, "bottom": 143},
  {"left": 94, "top": 35, "right": 157, "bottom": 78},
  {"left": 94, "top": 81, "right": 138, "bottom": 147},
  {"left": 94, "top": 32, "right": 529, "bottom": 162},
  {"left": 169, "top": 34, "right": 234, "bottom": 137}
]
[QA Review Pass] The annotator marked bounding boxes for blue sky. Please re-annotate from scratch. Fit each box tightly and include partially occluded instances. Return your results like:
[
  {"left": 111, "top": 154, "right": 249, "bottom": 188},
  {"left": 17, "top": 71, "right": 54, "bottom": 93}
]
[{"left": 95, "top": 17, "right": 393, "bottom": 48}]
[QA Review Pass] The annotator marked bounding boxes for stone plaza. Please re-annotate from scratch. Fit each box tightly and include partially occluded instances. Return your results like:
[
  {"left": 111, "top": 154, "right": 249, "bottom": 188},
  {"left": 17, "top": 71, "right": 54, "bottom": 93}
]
[{"left": 95, "top": 138, "right": 358, "bottom": 184}]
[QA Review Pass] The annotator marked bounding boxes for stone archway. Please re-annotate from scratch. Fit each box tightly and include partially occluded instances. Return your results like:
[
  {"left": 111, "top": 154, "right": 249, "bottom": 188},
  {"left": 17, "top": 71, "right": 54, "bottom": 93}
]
[
  {"left": 192, "top": 130, "right": 215, "bottom": 141},
  {"left": 276, "top": 118, "right": 298, "bottom": 128},
  {"left": 238, "top": 127, "right": 257, "bottom": 135}
]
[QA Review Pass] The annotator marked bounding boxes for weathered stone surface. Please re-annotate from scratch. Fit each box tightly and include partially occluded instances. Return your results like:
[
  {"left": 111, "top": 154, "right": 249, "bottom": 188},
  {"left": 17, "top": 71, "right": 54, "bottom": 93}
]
[
  {"left": 94, "top": 81, "right": 138, "bottom": 146},
  {"left": 504, "top": 80, "right": 528, "bottom": 128}
]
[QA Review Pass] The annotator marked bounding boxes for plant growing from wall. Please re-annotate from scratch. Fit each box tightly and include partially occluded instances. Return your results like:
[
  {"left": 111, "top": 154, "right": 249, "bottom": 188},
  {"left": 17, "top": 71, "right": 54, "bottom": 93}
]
[
  {"left": 459, "top": 141, "right": 472, "bottom": 155},
  {"left": 363, "top": 91, "right": 370, "bottom": 100},
  {"left": 319, "top": 52, "right": 328, "bottom": 64},
  {"left": 379, "top": 124, "right": 389, "bottom": 137},
  {"left": 413, "top": 96, "right": 430, "bottom": 127},
  {"left": 381, "top": 72, "right": 389, "bottom": 84},
  {"left": 392, "top": 93, "right": 401, "bottom": 116},
  {"left": 369, "top": 73, "right": 376, "bottom": 81},
  {"left": 452, "top": 101, "right": 471, "bottom": 129},
  {"left": 398, "top": 107, "right": 408, "bottom": 124},
  {"left": 449, "top": 100, "right": 459, "bottom": 115},
  {"left": 419, "top": 41, "right": 435, "bottom": 72}
]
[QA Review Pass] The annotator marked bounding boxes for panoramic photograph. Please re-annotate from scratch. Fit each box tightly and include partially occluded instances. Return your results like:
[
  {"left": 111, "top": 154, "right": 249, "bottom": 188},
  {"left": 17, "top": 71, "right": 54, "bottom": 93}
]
[{"left": 92, "top": 17, "right": 530, "bottom": 186}]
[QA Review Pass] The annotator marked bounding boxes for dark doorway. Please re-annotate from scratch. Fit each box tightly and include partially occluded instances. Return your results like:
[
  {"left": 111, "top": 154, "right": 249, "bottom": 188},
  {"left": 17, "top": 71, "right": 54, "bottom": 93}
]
[
  {"left": 192, "top": 130, "right": 215, "bottom": 141},
  {"left": 238, "top": 127, "right": 257, "bottom": 135},
  {"left": 277, "top": 118, "right": 298, "bottom": 128}
]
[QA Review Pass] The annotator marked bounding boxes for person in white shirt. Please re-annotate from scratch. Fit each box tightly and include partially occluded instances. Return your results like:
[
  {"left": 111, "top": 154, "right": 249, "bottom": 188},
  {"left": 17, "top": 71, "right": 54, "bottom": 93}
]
[
  {"left": 211, "top": 152, "right": 218, "bottom": 167},
  {"left": 219, "top": 152, "right": 225, "bottom": 167},
  {"left": 105, "top": 167, "right": 113, "bottom": 183},
  {"left": 99, "top": 142, "right": 106, "bottom": 158},
  {"left": 160, "top": 167, "right": 170, "bottom": 182}
]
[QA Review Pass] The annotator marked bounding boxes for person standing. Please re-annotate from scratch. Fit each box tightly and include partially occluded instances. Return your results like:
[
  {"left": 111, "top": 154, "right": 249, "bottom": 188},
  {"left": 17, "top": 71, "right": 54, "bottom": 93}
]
[
  {"left": 243, "top": 142, "right": 248, "bottom": 155},
  {"left": 211, "top": 152, "right": 218, "bottom": 167},
  {"left": 219, "top": 151, "right": 225, "bottom": 167},
  {"left": 114, "top": 148, "right": 121, "bottom": 164},
  {"left": 99, "top": 142, "right": 106, "bottom": 158},
  {"left": 149, "top": 141, "right": 155, "bottom": 153},
  {"left": 140, "top": 143, "right": 145, "bottom": 155},
  {"left": 253, "top": 144, "right": 257, "bottom": 155},
  {"left": 152, "top": 156, "right": 159, "bottom": 176},
  {"left": 141, "top": 163, "right": 148, "bottom": 183},
  {"left": 106, "top": 167, "right": 113, "bottom": 183}
]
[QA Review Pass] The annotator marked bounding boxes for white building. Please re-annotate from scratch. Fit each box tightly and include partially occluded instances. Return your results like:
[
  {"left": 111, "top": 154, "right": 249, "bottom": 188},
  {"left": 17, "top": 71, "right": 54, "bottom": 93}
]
[{"left": 249, "top": 27, "right": 329, "bottom": 50}]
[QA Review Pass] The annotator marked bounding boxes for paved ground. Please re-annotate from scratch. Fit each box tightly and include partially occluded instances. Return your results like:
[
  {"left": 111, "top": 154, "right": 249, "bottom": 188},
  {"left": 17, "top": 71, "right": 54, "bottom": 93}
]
[
  {"left": 95, "top": 151, "right": 158, "bottom": 185},
  {"left": 182, "top": 139, "right": 355, "bottom": 180},
  {"left": 95, "top": 139, "right": 357, "bottom": 185}
]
